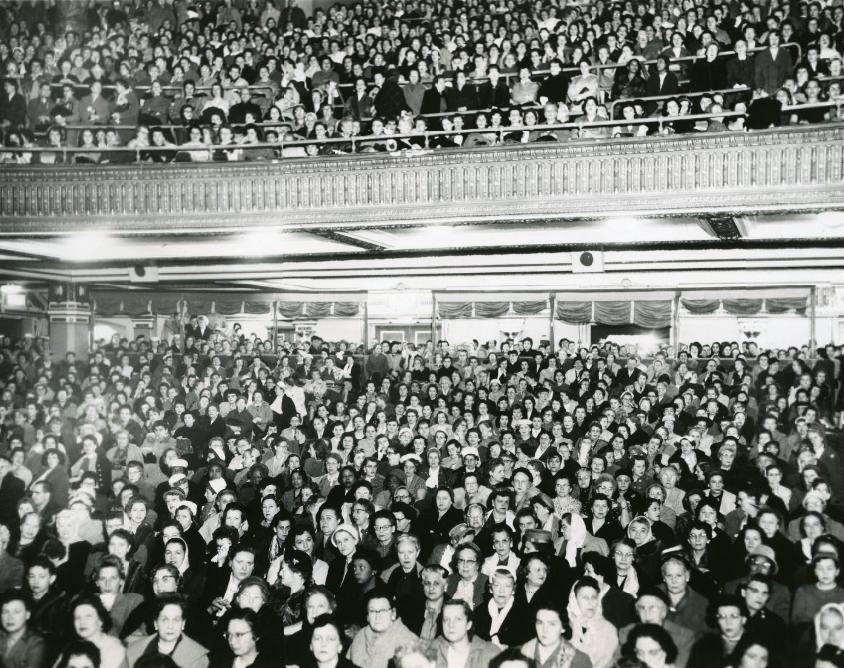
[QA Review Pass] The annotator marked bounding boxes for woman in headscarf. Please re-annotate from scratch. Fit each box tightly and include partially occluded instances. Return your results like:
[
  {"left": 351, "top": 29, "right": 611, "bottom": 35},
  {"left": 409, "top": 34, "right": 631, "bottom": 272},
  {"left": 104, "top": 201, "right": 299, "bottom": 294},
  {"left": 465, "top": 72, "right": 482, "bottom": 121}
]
[
  {"left": 813, "top": 603, "right": 844, "bottom": 653},
  {"left": 47, "top": 509, "right": 92, "bottom": 597},
  {"left": 626, "top": 515, "right": 662, "bottom": 585},
  {"left": 555, "top": 513, "right": 608, "bottom": 570},
  {"left": 566, "top": 577, "right": 619, "bottom": 668},
  {"left": 581, "top": 551, "right": 637, "bottom": 629},
  {"left": 163, "top": 537, "right": 205, "bottom": 605}
]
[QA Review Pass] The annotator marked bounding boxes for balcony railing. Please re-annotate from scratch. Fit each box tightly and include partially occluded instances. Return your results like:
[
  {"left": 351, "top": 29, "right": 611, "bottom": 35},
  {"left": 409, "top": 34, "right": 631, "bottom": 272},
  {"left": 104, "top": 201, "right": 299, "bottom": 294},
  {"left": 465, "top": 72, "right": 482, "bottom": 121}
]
[{"left": 0, "top": 121, "right": 842, "bottom": 233}]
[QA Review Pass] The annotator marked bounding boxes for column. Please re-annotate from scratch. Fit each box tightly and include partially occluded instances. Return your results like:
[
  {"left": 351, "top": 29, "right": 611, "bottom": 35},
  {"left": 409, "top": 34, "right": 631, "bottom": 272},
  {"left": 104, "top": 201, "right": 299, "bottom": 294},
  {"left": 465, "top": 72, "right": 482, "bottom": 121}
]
[{"left": 48, "top": 282, "right": 90, "bottom": 358}]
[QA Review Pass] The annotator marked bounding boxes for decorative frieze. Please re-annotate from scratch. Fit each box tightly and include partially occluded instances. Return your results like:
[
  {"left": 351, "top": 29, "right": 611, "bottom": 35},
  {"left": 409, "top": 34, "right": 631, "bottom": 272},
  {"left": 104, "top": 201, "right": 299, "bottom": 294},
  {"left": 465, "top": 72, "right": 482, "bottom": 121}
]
[{"left": 0, "top": 124, "right": 841, "bottom": 232}]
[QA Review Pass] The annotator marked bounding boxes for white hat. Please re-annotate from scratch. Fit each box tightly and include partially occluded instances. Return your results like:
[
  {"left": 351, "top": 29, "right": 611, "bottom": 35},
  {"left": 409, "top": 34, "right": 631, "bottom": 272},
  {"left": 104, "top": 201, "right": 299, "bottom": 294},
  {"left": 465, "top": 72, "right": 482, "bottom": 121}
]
[
  {"left": 331, "top": 523, "right": 360, "bottom": 547},
  {"left": 179, "top": 500, "right": 198, "bottom": 516},
  {"left": 171, "top": 459, "right": 189, "bottom": 470},
  {"left": 401, "top": 454, "right": 422, "bottom": 465},
  {"left": 461, "top": 447, "right": 480, "bottom": 459},
  {"left": 168, "top": 473, "right": 188, "bottom": 486},
  {"left": 208, "top": 478, "right": 227, "bottom": 494}
]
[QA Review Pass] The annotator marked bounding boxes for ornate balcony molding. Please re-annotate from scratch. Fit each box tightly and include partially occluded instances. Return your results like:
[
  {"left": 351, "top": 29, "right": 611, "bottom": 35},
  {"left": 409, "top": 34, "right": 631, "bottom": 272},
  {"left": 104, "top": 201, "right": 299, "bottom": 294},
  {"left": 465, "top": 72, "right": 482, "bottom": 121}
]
[{"left": 1, "top": 124, "right": 842, "bottom": 234}]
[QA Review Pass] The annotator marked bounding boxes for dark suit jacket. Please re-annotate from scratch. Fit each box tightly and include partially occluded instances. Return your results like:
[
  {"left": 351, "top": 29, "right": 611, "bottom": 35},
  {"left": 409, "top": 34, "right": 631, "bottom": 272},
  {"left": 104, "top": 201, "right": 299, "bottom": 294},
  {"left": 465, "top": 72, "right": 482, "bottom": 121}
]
[
  {"left": 421, "top": 87, "right": 448, "bottom": 115},
  {"left": 477, "top": 80, "right": 511, "bottom": 109},
  {"left": 754, "top": 48, "right": 794, "bottom": 94},
  {"left": 473, "top": 597, "right": 532, "bottom": 647},
  {"left": 645, "top": 71, "right": 680, "bottom": 98},
  {"left": 0, "top": 551, "right": 24, "bottom": 593},
  {"left": 446, "top": 83, "right": 479, "bottom": 111},
  {"left": 344, "top": 92, "right": 373, "bottom": 121},
  {"left": 0, "top": 472, "right": 25, "bottom": 527},
  {"left": 726, "top": 56, "right": 755, "bottom": 88}
]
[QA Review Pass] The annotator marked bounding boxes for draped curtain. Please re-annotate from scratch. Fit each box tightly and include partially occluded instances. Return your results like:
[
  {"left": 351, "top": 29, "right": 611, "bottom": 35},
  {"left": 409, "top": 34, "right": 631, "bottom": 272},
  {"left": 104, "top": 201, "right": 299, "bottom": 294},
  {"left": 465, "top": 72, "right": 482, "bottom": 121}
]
[
  {"left": 594, "top": 301, "right": 632, "bottom": 325},
  {"left": 438, "top": 301, "right": 474, "bottom": 318},
  {"left": 474, "top": 301, "right": 510, "bottom": 318},
  {"left": 512, "top": 300, "right": 548, "bottom": 315},
  {"left": 765, "top": 297, "right": 808, "bottom": 313},
  {"left": 150, "top": 294, "right": 181, "bottom": 315},
  {"left": 722, "top": 299, "right": 763, "bottom": 315},
  {"left": 333, "top": 302, "right": 361, "bottom": 317},
  {"left": 555, "top": 301, "right": 592, "bottom": 324},
  {"left": 304, "top": 302, "right": 332, "bottom": 318},
  {"left": 92, "top": 292, "right": 124, "bottom": 317},
  {"left": 245, "top": 301, "right": 273, "bottom": 315},
  {"left": 214, "top": 297, "right": 245, "bottom": 315},
  {"left": 277, "top": 302, "right": 304, "bottom": 318},
  {"left": 438, "top": 301, "right": 549, "bottom": 318},
  {"left": 634, "top": 301, "right": 672, "bottom": 328},
  {"left": 680, "top": 298, "right": 720, "bottom": 314}
]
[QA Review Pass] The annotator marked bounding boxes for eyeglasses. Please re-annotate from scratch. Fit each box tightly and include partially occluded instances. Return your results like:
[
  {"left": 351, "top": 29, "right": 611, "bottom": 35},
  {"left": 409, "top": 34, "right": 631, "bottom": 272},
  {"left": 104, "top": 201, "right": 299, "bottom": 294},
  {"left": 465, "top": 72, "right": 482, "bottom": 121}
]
[
  {"left": 367, "top": 608, "right": 392, "bottom": 616},
  {"left": 225, "top": 631, "right": 253, "bottom": 640},
  {"left": 716, "top": 613, "right": 742, "bottom": 621},
  {"left": 614, "top": 551, "right": 634, "bottom": 560},
  {"left": 457, "top": 558, "right": 477, "bottom": 565}
]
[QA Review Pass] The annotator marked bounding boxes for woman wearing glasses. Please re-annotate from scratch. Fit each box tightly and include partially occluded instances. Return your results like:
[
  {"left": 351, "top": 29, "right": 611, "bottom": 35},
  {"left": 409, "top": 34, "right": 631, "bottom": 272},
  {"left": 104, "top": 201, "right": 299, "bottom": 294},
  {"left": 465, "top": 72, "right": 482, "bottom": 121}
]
[{"left": 212, "top": 609, "right": 274, "bottom": 668}]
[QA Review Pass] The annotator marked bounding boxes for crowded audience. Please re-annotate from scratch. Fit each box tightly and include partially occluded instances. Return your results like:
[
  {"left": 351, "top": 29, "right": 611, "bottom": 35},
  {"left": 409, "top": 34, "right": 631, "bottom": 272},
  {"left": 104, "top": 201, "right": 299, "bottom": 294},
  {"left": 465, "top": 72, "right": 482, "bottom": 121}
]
[
  {"left": 0, "top": 0, "right": 843, "bottom": 163},
  {"left": 0, "top": 323, "right": 842, "bottom": 668}
]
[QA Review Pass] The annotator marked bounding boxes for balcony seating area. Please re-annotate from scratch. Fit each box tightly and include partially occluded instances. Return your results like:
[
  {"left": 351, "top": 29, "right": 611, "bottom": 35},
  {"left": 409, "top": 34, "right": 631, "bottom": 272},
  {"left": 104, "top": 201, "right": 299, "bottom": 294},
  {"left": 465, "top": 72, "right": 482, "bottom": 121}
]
[{"left": 0, "top": 0, "right": 842, "bottom": 163}]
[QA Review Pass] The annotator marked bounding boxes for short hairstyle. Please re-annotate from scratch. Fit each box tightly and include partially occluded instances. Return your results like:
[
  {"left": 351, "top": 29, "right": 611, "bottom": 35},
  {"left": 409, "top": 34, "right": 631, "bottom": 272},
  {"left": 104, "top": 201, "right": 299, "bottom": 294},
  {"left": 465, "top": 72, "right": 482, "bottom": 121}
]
[
  {"left": 221, "top": 607, "right": 261, "bottom": 642},
  {"left": 364, "top": 590, "right": 395, "bottom": 610},
  {"left": 622, "top": 623, "right": 678, "bottom": 664},
  {"left": 395, "top": 533, "right": 421, "bottom": 551},
  {"left": 153, "top": 593, "right": 188, "bottom": 618},
  {"left": 573, "top": 576, "right": 601, "bottom": 595},
  {"left": 71, "top": 595, "right": 113, "bottom": 634},
  {"left": 490, "top": 567, "right": 516, "bottom": 585},
  {"left": 490, "top": 647, "right": 537, "bottom": 668},
  {"left": 309, "top": 613, "right": 343, "bottom": 644},
  {"left": 0, "top": 589, "right": 32, "bottom": 612},
  {"left": 393, "top": 640, "right": 438, "bottom": 665},
  {"left": 442, "top": 597, "right": 474, "bottom": 623},
  {"left": 58, "top": 640, "right": 101, "bottom": 668}
]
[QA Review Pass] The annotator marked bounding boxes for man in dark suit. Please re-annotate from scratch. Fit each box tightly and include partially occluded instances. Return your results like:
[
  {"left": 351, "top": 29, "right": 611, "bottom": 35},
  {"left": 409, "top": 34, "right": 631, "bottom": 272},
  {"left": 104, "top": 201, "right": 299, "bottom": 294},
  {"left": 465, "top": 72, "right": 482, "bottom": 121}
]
[
  {"left": 446, "top": 71, "right": 479, "bottom": 111},
  {"left": 1, "top": 78, "right": 27, "bottom": 129},
  {"left": 421, "top": 75, "right": 449, "bottom": 116},
  {"left": 754, "top": 31, "right": 794, "bottom": 95},
  {"left": 645, "top": 54, "right": 680, "bottom": 114},
  {"left": 726, "top": 40, "right": 756, "bottom": 89},
  {"left": 279, "top": 0, "right": 305, "bottom": 30},
  {"left": 477, "top": 65, "right": 511, "bottom": 109},
  {"left": 344, "top": 77, "right": 374, "bottom": 121}
]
